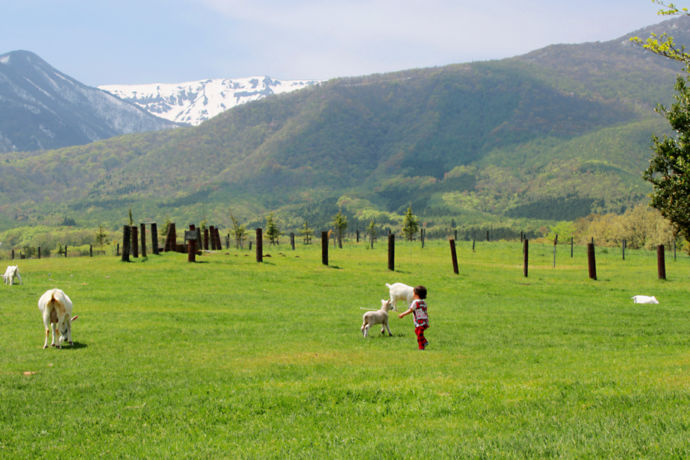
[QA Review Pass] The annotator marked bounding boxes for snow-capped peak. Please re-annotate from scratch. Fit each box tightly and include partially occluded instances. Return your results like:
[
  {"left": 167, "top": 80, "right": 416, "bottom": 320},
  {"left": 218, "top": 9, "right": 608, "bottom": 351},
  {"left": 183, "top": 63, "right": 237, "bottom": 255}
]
[{"left": 99, "top": 76, "right": 319, "bottom": 126}]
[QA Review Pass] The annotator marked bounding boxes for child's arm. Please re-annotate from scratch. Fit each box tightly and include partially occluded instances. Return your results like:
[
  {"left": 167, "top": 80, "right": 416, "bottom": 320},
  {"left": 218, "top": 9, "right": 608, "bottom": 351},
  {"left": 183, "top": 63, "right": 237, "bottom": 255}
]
[{"left": 398, "top": 308, "right": 413, "bottom": 319}]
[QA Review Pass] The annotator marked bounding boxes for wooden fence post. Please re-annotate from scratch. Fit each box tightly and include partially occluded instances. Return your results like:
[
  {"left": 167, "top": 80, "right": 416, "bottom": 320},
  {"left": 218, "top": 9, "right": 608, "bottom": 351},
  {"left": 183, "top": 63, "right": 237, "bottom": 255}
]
[
  {"left": 523, "top": 239, "right": 529, "bottom": 277},
  {"left": 622, "top": 239, "right": 626, "bottom": 261},
  {"left": 388, "top": 233, "right": 395, "bottom": 271},
  {"left": 587, "top": 242, "right": 597, "bottom": 280},
  {"left": 449, "top": 238, "right": 459, "bottom": 275},
  {"left": 552, "top": 234, "right": 558, "bottom": 268},
  {"left": 290, "top": 232, "right": 295, "bottom": 250},
  {"left": 165, "top": 223, "right": 176, "bottom": 252},
  {"left": 256, "top": 228, "right": 263, "bottom": 263},
  {"left": 321, "top": 231, "right": 328, "bottom": 266},
  {"left": 151, "top": 223, "right": 159, "bottom": 255},
  {"left": 570, "top": 237, "right": 574, "bottom": 258},
  {"left": 421, "top": 228, "right": 425, "bottom": 248},
  {"left": 122, "top": 225, "right": 131, "bottom": 262},
  {"left": 38, "top": 247, "right": 41, "bottom": 259},
  {"left": 522, "top": 235, "right": 529, "bottom": 278},
  {"left": 187, "top": 225, "right": 197, "bottom": 262},
  {"left": 131, "top": 226, "right": 138, "bottom": 258},
  {"left": 657, "top": 245, "right": 666, "bottom": 280},
  {"left": 195, "top": 227, "right": 202, "bottom": 253},
  {"left": 90, "top": 244, "right": 93, "bottom": 257},
  {"left": 64, "top": 245, "right": 68, "bottom": 258},
  {"left": 140, "top": 223, "right": 147, "bottom": 257}
]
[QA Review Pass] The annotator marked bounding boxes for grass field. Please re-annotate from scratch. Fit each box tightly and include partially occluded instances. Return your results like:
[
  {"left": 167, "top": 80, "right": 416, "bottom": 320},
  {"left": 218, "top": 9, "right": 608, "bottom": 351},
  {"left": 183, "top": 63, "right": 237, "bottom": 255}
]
[{"left": 1, "top": 240, "right": 688, "bottom": 458}]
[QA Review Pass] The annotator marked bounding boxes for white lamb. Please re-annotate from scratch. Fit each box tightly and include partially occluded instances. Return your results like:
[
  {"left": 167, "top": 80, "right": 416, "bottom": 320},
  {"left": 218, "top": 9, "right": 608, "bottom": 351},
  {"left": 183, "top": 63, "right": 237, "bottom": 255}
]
[
  {"left": 3, "top": 265, "right": 22, "bottom": 285},
  {"left": 361, "top": 299, "right": 395, "bottom": 337},
  {"left": 386, "top": 282, "right": 415, "bottom": 310},
  {"left": 38, "top": 288, "right": 78, "bottom": 349},
  {"left": 632, "top": 295, "right": 659, "bottom": 304}
]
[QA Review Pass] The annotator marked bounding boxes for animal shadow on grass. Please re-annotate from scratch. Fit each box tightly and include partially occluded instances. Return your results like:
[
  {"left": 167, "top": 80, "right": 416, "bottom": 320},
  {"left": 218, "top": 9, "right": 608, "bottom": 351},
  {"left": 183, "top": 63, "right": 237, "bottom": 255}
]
[{"left": 54, "top": 342, "right": 88, "bottom": 350}]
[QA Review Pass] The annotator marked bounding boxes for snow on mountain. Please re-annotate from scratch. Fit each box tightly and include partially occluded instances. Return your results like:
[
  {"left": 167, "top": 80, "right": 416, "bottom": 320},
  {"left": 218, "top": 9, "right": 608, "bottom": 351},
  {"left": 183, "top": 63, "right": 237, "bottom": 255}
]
[{"left": 99, "top": 76, "right": 320, "bottom": 126}]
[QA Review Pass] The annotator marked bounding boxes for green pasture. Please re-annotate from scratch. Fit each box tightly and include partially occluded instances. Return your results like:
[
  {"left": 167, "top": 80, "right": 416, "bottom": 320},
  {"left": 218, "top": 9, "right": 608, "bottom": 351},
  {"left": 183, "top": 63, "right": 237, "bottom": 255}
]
[{"left": 1, "top": 240, "right": 688, "bottom": 458}]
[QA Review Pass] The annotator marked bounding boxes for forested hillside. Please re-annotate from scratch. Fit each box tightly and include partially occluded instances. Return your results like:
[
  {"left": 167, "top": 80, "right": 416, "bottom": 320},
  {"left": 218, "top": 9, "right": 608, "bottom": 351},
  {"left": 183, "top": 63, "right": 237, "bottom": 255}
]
[{"left": 0, "top": 17, "right": 686, "bottom": 233}]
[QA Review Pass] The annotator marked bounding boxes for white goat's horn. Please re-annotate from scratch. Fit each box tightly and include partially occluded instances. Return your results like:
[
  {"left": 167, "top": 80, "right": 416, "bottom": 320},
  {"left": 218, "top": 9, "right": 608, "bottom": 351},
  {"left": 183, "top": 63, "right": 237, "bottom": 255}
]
[{"left": 71, "top": 315, "right": 78, "bottom": 321}]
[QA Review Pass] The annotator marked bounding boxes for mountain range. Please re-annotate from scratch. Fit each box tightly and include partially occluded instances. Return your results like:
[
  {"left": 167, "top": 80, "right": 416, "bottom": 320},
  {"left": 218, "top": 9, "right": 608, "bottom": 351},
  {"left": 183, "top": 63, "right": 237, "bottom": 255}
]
[
  {"left": 0, "top": 50, "right": 176, "bottom": 153},
  {"left": 1, "top": 17, "right": 689, "bottom": 234},
  {"left": 99, "top": 77, "right": 320, "bottom": 126}
]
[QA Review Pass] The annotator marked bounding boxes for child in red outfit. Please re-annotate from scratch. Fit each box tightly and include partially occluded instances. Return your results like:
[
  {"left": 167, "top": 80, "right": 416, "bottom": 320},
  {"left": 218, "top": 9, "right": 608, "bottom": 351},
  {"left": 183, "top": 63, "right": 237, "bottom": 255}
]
[{"left": 398, "top": 285, "right": 429, "bottom": 350}]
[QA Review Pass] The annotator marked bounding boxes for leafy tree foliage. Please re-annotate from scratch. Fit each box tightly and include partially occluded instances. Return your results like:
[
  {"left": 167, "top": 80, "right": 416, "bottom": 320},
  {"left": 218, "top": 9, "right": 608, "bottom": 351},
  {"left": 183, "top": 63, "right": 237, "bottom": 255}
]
[
  {"left": 265, "top": 213, "right": 281, "bottom": 245},
  {"left": 95, "top": 225, "right": 108, "bottom": 247},
  {"left": 230, "top": 212, "right": 247, "bottom": 249},
  {"left": 299, "top": 221, "right": 313, "bottom": 244},
  {"left": 645, "top": 76, "right": 690, "bottom": 241},
  {"left": 367, "top": 220, "right": 377, "bottom": 249},
  {"left": 332, "top": 211, "right": 347, "bottom": 248},
  {"left": 634, "top": 2, "right": 690, "bottom": 241},
  {"left": 402, "top": 206, "right": 419, "bottom": 241},
  {"left": 632, "top": 2, "right": 690, "bottom": 65},
  {"left": 574, "top": 204, "right": 675, "bottom": 249}
]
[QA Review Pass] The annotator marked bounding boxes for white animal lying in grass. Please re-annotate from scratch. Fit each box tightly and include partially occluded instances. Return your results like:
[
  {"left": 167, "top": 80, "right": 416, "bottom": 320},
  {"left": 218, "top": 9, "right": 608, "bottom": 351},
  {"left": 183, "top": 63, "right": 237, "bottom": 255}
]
[
  {"left": 385, "top": 282, "right": 415, "bottom": 310},
  {"left": 632, "top": 295, "right": 659, "bottom": 304},
  {"left": 361, "top": 299, "right": 395, "bottom": 338},
  {"left": 38, "top": 288, "right": 78, "bottom": 349},
  {"left": 3, "top": 265, "right": 22, "bottom": 285}
]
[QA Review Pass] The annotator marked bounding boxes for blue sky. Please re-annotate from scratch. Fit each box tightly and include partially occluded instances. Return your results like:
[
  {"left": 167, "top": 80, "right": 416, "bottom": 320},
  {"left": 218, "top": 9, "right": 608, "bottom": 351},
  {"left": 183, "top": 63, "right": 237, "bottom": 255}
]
[{"left": 0, "top": 0, "right": 668, "bottom": 86}]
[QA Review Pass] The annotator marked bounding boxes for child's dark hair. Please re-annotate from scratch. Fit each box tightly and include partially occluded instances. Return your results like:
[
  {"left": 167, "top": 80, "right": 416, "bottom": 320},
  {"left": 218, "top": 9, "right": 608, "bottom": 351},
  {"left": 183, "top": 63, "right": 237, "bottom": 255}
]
[{"left": 414, "top": 285, "right": 427, "bottom": 299}]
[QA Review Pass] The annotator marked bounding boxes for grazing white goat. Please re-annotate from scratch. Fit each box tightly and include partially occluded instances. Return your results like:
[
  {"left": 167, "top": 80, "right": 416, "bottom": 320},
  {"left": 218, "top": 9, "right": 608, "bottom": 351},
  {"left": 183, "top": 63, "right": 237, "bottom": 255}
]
[
  {"left": 361, "top": 299, "right": 395, "bottom": 337},
  {"left": 386, "top": 282, "right": 415, "bottom": 310},
  {"left": 632, "top": 295, "right": 659, "bottom": 304},
  {"left": 3, "top": 265, "right": 22, "bottom": 285},
  {"left": 38, "top": 288, "right": 77, "bottom": 349}
]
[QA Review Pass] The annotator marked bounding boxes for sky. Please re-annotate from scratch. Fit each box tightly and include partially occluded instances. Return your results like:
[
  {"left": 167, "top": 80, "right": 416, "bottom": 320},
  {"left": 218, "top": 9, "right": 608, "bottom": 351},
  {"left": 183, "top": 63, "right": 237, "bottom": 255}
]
[{"left": 0, "top": 0, "right": 670, "bottom": 86}]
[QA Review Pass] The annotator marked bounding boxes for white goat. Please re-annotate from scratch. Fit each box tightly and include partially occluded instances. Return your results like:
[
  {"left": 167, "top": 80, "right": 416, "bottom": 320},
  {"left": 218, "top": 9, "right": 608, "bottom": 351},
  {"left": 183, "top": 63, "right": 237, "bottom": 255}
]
[
  {"left": 38, "top": 288, "right": 77, "bottom": 349},
  {"left": 632, "top": 295, "right": 659, "bottom": 304},
  {"left": 3, "top": 265, "right": 22, "bottom": 285},
  {"left": 386, "top": 282, "right": 415, "bottom": 310},
  {"left": 361, "top": 299, "right": 395, "bottom": 337}
]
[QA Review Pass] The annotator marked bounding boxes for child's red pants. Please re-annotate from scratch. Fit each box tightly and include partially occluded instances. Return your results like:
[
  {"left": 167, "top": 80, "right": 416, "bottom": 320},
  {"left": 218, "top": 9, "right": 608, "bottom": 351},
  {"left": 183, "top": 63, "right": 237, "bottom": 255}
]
[{"left": 415, "top": 325, "right": 429, "bottom": 349}]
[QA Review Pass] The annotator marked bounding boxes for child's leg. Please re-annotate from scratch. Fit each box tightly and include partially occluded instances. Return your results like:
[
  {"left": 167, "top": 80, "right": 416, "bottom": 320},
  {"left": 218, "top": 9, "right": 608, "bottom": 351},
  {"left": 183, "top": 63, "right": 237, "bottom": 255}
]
[{"left": 415, "top": 326, "right": 426, "bottom": 349}]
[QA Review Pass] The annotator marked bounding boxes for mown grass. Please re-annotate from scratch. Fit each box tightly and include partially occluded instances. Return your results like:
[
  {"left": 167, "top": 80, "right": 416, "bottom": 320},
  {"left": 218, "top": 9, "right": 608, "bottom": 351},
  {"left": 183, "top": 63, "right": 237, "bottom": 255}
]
[{"left": 1, "top": 240, "right": 688, "bottom": 458}]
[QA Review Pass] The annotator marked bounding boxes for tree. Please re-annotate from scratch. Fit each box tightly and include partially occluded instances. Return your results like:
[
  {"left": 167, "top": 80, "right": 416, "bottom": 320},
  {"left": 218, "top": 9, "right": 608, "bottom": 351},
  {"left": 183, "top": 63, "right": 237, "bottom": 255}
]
[
  {"left": 631, "top": 2, "right": 690, "bottom": 66},
  {"left": 633, "top": 2, "right": 690, "bottom": 241},
  {"left": 230, "top": 212, "right": 246, "bottom": 249},
  {"left": 402, "top": 206, "right": 419, "bottom": 241},
  {"left": 367, "top": 219, "right": 377, "bottom": 249},
  {"left": 265, "top": 213, "right": 281, "bottom": 245},
  {"left": 644, "top": 77, "right": 690, "bottom": 241},
  {"left": 332, "top": 210, "right": 347, "bottom": 248},
  {"left": 95, "top": 225, "right": 108, "bottom": 248},
  {"left": 299, "top": 221, "right": 313, "bottom": 245}
]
